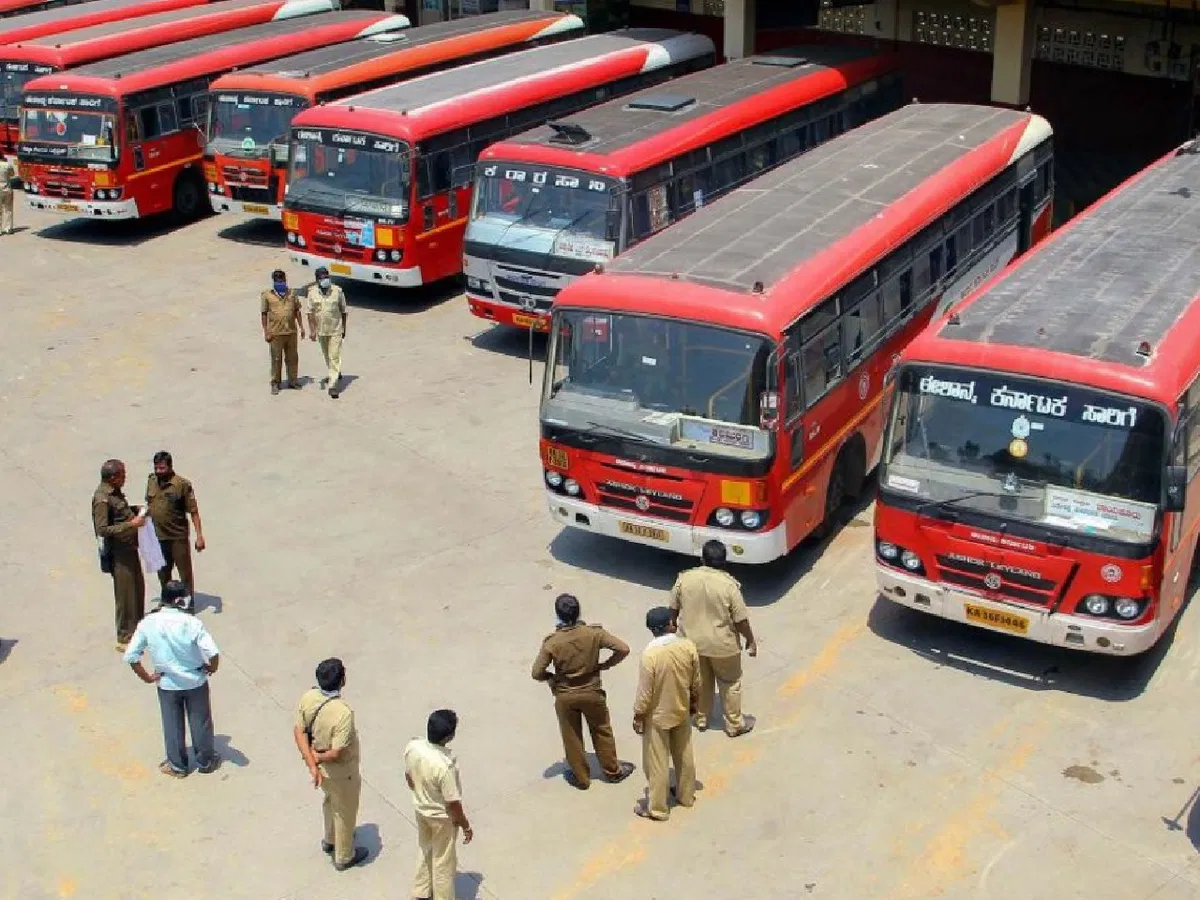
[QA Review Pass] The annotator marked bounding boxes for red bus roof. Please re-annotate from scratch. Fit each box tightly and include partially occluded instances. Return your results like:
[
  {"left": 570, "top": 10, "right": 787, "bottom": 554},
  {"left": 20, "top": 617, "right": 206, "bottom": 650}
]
[
  {"left": 0, "top": 0, "right": 215, "bottom": 46},
  {"left": 0, "top": 0, "right": 88, "bottom": 16},
  {"left": 479, "top": 46, "right": 899, "bottom": 180},
  {"left": 2, "top": 0, "right": 335, "bottom": 69},
  {"left": 209, "top": 9, "right": 582, "bottom": 102},
  {"left": 21, "top": 9, "right": 408, "bottom": 96},
  {"left": 288, "top": 29, "right": 715, "bottom": 144},
  {"left": 554, "top": 104, "right": 1052, "bottom": 338},
  {"left": 905, "top": 143, "right": 1200, "bottom": 404}
]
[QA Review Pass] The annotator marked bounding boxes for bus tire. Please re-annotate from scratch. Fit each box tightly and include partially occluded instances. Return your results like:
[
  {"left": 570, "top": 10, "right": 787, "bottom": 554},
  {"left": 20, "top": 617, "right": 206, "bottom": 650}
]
[
  {"left": 815, "top": 438, "right": 864, "bottom": 540},
  {"left": 172, "top": 170, "right": 206, "bottom": 221}
]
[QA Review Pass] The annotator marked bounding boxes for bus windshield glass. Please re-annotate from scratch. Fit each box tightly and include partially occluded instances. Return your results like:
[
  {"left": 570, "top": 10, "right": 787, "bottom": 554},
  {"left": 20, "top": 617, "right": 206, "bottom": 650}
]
[
  {"left": 19, "top": 105, "right": 116, "bottom": 161},
  {"left": 473, "top": 162, "right": 618, "bottom": 262},
  {"left": 2, "top": 65, "right": 48, "bottom": 120},
  {"left": 287, "top": 128, "right": 410, "bottom": 220},
  {"left": 208, "top": 92, "right": 307, "bottom": 159},
  {"left": 883, "top": 364, "right": 1167, "bottom": 543},
  {"left": 543, "top": 310, "right": 774, "bottom": 461}
]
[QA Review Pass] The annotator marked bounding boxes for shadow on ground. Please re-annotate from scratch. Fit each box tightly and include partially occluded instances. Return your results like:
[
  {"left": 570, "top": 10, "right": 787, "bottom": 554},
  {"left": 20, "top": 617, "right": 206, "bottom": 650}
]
[
  {"left": 467, "top": 321, "right": 549, "bottom": 366},
  {"left": 455, "top": 871, "right": 486, "bottom": 900},
  {"left": 214, "top": 734, "right": 250, "bottom": 767},
  {"left": 0, "top": 638, "right": 15, "bottom": 665},
  {"left": 332, "top": 275, "right": 463, "bottom": 315},
  {"left": 217, "top": 218, "right": 283, "bottom": 248},
  {"left": 34, "top": 210, "right": 203, "bottom": 246}
]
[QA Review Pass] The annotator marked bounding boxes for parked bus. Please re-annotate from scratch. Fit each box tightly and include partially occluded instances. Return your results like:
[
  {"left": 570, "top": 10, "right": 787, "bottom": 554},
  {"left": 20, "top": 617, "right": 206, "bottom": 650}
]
[
  {"left": 872, "top": 145, "right": 1200, "bottom": 657},
  {"left": 1, "top": 0, "right": 91, "bottom": 18},
  {"left": 1, "top": 0, "right": 338, "bottom": 154},
  {"left": 0, "top": 0, "right": 215, "bottom": 44},
  {"left": 284, "top": 29, "right": 714, "bottom": 288},
  {"left": 205, "top": 10, "right": 583, "bottom": 222},
  {"left": 538, "top": 104, "right": 1054, "bottom": 565},
  {"left": 465, "top": 46, "right": 903, "bottom": 332},
  {"left": 19, "top": 10, "right": 409, "bottom": 220}
]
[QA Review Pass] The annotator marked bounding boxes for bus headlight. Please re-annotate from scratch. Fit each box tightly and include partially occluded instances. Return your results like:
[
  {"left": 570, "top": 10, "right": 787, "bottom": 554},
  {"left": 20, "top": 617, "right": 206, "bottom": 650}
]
[
  {"left": 877, "top": 541, "right": 899, "bottom": 560},
  {"left": 900, "top": 550, "right": 922, "bottom": 571},
  {"left": 1083, "top": 594, "right": 1110, "bottom": 616},
  {"left": 466, "top": 276, "right": 490, "bottom": 293},
  {"left": 208, "top": 182, "right": 217, "bottom": 192},
  {"left": 545, "top": 470, "right": 563, "bottom": 489},
  {"left": 26, "top": 182, "right": 37, "bottom": 193},
  {"left": 287, "top": 232, "right": 297, "bottom": 244},
  {"left": 714, "top": 508, "right": 735, "bottom": 527},
  {"left": 389, "top": 249, "right": 402, "bottom": 262},
  {"left": 563, "top": 478, "right": 581, "bottom": 496},
  {"left": 1113, "top": 598, "right": 1141, "bottom": 620},
  {"left": 375, "top": 249, "right": 387, "bottom": 262},
  {"left": 296, "top": 235, "right": 306, "bottom": 248},
  {"left": 739, "top": 510, "right": 761, "bottom": 529}
]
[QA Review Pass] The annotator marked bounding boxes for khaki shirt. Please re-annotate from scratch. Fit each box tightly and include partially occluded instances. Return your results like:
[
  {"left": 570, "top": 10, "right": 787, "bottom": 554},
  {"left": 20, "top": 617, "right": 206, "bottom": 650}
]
[
  {"left": 145, "top": 473, "right": 197, "bottom": 540},
  {"left": 669, "top": 565, "right": 748, "bottom": 658},
  {"left": 531, "top": 622, "right": 627, "bottom": 695},
  {"left": 305, "top": 284, "right": 347, "bottom": 338},
  {"left": 92, "top": 481, "right": 138, "bottom": 549},
  {"left": 261, "top": 289, "right": 301, "bottom": 337},
  {"left": 0, "top": 159, "right": 14, "bottom": 195},
  {"left": 633, "top": 634, "right": 700, "bottom": 730},
  {"left": 295, "top": 688, "right": 360, "bottom": 776},
  {"left": 404, "top": 738, "right": 461, "bottom": 821}
]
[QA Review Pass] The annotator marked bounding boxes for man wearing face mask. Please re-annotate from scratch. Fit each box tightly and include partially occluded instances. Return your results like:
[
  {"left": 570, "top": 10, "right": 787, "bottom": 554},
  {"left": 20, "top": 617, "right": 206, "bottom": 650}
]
[
  {"left": 305, "top": 266, "right": 348, "bottom": 399},
  {"left": 260, "top": 268, "right": 305, "bottom": 395}
]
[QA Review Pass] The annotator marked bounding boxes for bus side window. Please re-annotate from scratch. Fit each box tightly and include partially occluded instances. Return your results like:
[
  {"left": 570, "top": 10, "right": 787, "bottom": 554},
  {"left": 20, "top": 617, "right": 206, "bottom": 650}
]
[
  {"left": 944, "top": 234, "right": 958, "bottom": 276},
  {"left": 157, "top": 101, "right": 178, "bottom": 136},
  {"left": 1188, "top": 383, "right": 1200, "bottom": 479},
  {"left": 137, "top": 106, "right": 161, "bottom": 140},
  {"left": 802, "top": 322, "right": 842, "bottom": 407},
  {"left": 929, "top": 244, "right": 943, "bottom": 283},
  {"left": 843, "top": 292, "right": 882, "bottom": 363}
]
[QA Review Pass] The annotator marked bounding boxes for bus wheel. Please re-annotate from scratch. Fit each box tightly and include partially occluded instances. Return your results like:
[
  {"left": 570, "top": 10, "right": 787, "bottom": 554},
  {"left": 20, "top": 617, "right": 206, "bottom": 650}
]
[
  {"left": 172, "top": 172, "right": 205, "bottom": 221},
  {"left": 814, "top": 439, "right": 864, "bottom": 540}
]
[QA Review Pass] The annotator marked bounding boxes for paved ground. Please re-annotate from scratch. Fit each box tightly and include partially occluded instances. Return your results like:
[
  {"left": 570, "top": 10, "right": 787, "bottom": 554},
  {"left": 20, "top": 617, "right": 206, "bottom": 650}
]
[{"left": 4, "top": 200, "right": 1200, "bottom": 900}]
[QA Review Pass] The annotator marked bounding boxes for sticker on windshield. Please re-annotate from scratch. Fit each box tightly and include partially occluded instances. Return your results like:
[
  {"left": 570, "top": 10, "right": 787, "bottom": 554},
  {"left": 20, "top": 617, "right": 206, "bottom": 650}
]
[
  {"left": 1043, "top": 486, "right": 1155, "bottom": 540},
  {"left": 241, "top": 137, "right": 256, "bottom": 151},
  {"left": 989, "top": 384, "right": 1068, "bottom": 417},
  {"left": 887, "top": 474, "right": 921, "bottom": 494},
  {"left": 641, "top": 356, "right": 656, "bottom": 367},
  {"left": 918, "top": 373, "right": 978, "bottom": 402}
]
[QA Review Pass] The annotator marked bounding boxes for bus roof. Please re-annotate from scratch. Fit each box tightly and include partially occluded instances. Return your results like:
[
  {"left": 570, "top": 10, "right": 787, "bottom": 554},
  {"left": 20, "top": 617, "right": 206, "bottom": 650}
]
[
  {"left": 0, "top": 0, "right": 209, "bottom": 46},
  {"left": 480, "top": 45, "right": 898, "bottom": 179},
  {"left": 2, "top": 0, "right": 329, "bottom": 67},
  {"left": 555, "top": 104, "right": 1050, "bottom": 335},
  {"left": 22, "top": 9, "right": 408, "bottom": 96},
  {"left": 917, "top": 143, "right": 1200, "bottom": 398},
  {"left": 209, "top": 9, "right": 582, "bottom": 99},
  {"left": 289, "top": 29, "right": 715, "bottom": 141},
  {"left": 0, "top": 0, "right": 86, "bottom": 15}
]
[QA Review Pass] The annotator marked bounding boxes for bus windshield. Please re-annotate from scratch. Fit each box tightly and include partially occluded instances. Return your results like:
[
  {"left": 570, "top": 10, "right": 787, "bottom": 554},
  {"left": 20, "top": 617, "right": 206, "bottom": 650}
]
[
  {"left": 1, "top": 66, "right": 43, "bottom": 121},
  {"left": 472, "top": 162, "right": 618, "bottom": 260},
  {"left": 287, "top": 131, "right": 410, "bottom": 220},
  {"left": 19, "top": 105, "right": 116, "bottom": 161},
  {"left": 542, "top": 310, "right": 774, "bottom": 460},
  {"left": 208, "top": 93, "right": 307, "bottom": 160},
  {"left": 883, "top": 364, "right": 1167, "bottom": 543}
]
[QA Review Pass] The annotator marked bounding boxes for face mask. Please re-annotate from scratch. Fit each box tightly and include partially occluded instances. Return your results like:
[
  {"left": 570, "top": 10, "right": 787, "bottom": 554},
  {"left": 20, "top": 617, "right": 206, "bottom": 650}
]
[
  {"left": 273, "top": 281, "right": 288, "bottom": 295},
  {"left": 318, "top": 278, "right": 332, "bottom": 291}
]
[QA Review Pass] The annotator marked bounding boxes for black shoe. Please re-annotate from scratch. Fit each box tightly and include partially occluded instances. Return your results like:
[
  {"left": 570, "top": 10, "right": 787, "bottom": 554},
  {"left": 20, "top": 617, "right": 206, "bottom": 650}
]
[
  {"left": 321, "top": 840, "right": 334, "bottom": 855},
  {"left": 333, "top": 846, "right": 369, "bottom": 871},
  {"left": 319, "top": 377, "right": 329, "bottom": 389},
  {"left": 329, "top": 388, "right": 340, "bottom": 399},
  {"left": 564, "top": 771, "right": 590, "bottom": 790},
  {"left": 286, "top": 381, "right": 300, "bottom": 390},
  {"left": 271, "top": 383, "right": 280, "bottom": 395},
  {"left": 603, "top": 762, "right": 636, "bottom": 784},
  {"left": 197, "top": 756, "right": 222, "bottom": 774}
]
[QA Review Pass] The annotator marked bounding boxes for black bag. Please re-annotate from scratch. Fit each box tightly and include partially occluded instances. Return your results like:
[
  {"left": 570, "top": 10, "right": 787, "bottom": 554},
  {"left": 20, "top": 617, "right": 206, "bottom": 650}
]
[
  {"left": 304, "top": 696, "right": 336, "bottom": 746},
  {"left": 96, "top": 497, "right": 114, "bottom": 574}
]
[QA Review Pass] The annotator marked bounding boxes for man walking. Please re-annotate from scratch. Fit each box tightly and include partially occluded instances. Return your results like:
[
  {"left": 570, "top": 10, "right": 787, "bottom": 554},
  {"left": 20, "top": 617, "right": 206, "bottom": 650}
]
[
  {"left": 0, "top": 155, "right": 15, "bottom": 235},
  {"left": 92, "top": 458, "right": 146, "bottom": 651},
  {"left": 124, "top": 581, "right": 221, "bottom": 777},
  {"left": 405, "top": 709, "right": 473, "bottom": 900},
  {"left": 146, "top": 451, "right": 205, "bottom": 603},
  {"left": 531, "top": 593, "right": 634, "bottom": 790},
  {"left": 632, "top": 607, "right": 700, "bottom": 822},
  {"left": 260, "top": 268, "right": 304, "bottom": 395},
  {"left": 305, "top": 266, "right": 348, "bottom": 399},
  {"left": 670, "top": 540, "right": 757, "bottom": 737},
  {"left": 293, "top": 658, "right": 367, "bottom": 871}
]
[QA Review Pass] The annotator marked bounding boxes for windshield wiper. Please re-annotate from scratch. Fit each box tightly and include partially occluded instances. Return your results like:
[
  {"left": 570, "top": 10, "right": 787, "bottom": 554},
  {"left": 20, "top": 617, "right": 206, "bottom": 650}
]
[
  {"left": 583, "top": 420, "right": 668, "bottom": 446},
  {"left": 915, "top": 489, "right": 1002, "bottom": 515}
]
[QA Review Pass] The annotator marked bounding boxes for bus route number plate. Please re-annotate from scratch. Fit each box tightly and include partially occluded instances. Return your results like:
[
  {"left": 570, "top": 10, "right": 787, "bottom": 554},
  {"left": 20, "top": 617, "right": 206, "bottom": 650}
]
[
  {"left": 619, "top": 521, "right": 669, "bottom": 542},
  {"left": 330, "top": 263, "right": 351, "bottom": 276},
  {"left": 963, "top": 603, "right": 1029, "bottom": 635},
  {"left": 243, "top": 203, "right": 269, "bottom": 215}
]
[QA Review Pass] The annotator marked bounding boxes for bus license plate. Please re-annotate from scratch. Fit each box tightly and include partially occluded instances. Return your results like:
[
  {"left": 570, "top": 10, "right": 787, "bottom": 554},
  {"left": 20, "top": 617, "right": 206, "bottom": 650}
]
[
  {"left": 513, "top": 313, "right": 540, "bottom": 329},
  {"left": 243, "top": 203, "right": 269, "bottom": 215},
  {"left": 56, "top": 202, "right": 79, "bottom": 212},
  {"left": 964, "top": 603, "right": 1029, "bottom": 635},
  {"left": 330, "top": 263, "right": 351, "bottom": 276},
  {"left": 619, "top": 521, "right": 669, "bottom": 542},
  {"left": 546, "top": 447, "right": 569, "bottom": 468}
]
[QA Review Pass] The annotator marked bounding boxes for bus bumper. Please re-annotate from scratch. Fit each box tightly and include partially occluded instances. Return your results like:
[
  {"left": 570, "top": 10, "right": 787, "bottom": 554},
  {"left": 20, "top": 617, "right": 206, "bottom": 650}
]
[
  {"left": 546, "top": 492, "right": 788, "bottom": 564},
  {"left": 290, "top": 251, "right": 422, "bottom": 287},
  {"left": 467, "top": 293, "right": 551, "bottom": 330},
  {"left": 212, "top": 197, "right": 282, "bottom": 220},
  {"left": 876, "top": 566, "right": 1160, "bottom": 656},
  {"left": 27, "top": 195, "right": 139, "bottom": 219}
]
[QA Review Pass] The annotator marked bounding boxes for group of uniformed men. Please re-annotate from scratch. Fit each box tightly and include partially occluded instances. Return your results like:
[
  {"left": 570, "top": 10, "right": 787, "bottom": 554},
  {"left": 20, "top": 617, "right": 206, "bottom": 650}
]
[
  {"left": 260, "top": 267, "right": 349, "bottom": 398},
  {"left": 1, "top": 156, "right": 17, "bottom": 236}
]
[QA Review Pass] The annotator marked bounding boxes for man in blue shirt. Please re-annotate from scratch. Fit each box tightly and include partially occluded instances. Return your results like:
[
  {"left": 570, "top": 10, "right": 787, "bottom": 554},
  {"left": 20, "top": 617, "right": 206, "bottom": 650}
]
[{"left": 124, "top": 581, "right": 221, "bottom": 777}]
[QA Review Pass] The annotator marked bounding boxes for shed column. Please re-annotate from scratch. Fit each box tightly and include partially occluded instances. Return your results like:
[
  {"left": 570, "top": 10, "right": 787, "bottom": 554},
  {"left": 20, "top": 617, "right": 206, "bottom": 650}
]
[
  {"left": 991, "top": 0, "right": 1036, "bottom": 106},
  {"left": 528, "top": 0, "right": 555, "bottom": 10},
  {"left": 724, "top": 0, "right": 756, "bottom": 60}
]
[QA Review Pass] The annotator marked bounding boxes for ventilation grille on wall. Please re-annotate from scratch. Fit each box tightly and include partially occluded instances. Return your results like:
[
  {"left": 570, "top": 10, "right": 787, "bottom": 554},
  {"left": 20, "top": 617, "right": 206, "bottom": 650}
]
[
  {"left": 1034, "top": 25, "right": 1127, "bottom": 73},
  {"left": 816, "top": 3, "right": 869, "bottom": 35},
  {"left": 913, "top": 9, "right": 993, "bottom": 53}
]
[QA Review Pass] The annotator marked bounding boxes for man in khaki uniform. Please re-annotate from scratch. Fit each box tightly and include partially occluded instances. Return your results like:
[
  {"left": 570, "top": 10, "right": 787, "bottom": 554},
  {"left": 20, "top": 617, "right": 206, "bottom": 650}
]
[
  {"left": 293, "top": 658, "right": 367, "bottom": 871},
  {"left": 632, "top": 606, "right": 701, "bottom": 822},
  {"left": 531, "top": 593, "right": 635, "bottom": 790},
  {"left": 405, "top": 709, "right": 473, "bottom": 900},
  {"left": 92, "top": 458, "right": 146, "bottom": 651},
  {"left": 305, "top": 266, "right": 348, "bottom": 399},
  {"left": 261, "top": 268, "right": 305, "bottom": 395},
  {"left": 670, "top": 540, "right": 757, "bottom": 737},
  {"left": 145, "top": 451, "right": 204, "bottom": 602},
  {"left": 0, "top": 156, "right": 15, "bottom": 235}
]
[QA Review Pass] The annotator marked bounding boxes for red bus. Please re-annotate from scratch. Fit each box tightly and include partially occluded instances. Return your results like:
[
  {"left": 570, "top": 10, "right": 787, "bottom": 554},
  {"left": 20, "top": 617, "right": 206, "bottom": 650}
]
[
  {"left": 205, "top": 9, "right": 584, "bottom": 222},
  {"left": 873, "top": 144, "right": 1200, "bottom": 657},
  {"left": 1, "top": 0, "right": 92, "bottom": 18},
  {"left": 284, "top": 29, "right": 715, "bottom": 288},
  {"left": 1, "top": 0, "right": 339, "bottom": 154},
  {"left": 465, "top": 46, "right": 903, "bottom": 332},
  {"left": 19, "top": 10, "right": 410, "bottom": 221},
  {"left": 538, "top": 104, "right": 1054, "bottom": 565},
  {"left": 0, "top": 0, "right": 215, "bottom": 44}
]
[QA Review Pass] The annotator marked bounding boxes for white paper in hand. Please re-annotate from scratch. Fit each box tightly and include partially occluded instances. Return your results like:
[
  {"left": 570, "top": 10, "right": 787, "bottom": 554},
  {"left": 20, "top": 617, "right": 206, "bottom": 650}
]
[{"left": 138, "top": 517, "right": 165, "bottom": 574}]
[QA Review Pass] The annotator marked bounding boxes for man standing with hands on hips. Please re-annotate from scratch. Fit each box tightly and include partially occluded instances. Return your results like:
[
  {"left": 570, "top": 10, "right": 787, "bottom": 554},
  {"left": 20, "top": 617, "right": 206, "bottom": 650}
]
[
  {"left": 306, "top": 266, "right": 348, "bottom": 399},
  {"left": 261, "top": 268, "right": 304, "bottom": 395}
]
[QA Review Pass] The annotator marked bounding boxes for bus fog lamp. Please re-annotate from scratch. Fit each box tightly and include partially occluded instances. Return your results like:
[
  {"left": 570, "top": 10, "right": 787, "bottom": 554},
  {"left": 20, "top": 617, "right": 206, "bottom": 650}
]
[
  {"left": 563, "top": 478, "right": 581, "bottom": 496},
  {"left": 739, "top": 510, "right": 761, "bottom": 529},
  {"left": 1114, "top": 598, "right": 1141, "bottom": 620},
  {"left": 544, "top": 470, "right": 563, "bottom": 489},
  {"left": 1084, "top": 595, "right": 1110, "bottom": 616},
  {"left": 714, "top": 508, "right": 735, "bottom": 527},
  {"left": 900, "top": 550, "right": 922, "bottom": 571},
  {"left": 877, "top": 541, "right": 899, "bottom": 560}
]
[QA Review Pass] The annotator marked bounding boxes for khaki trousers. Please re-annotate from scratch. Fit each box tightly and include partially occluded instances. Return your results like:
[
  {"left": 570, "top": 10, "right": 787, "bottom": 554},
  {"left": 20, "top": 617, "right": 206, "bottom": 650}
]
[
  {"left": 696, "top": 653, "right": 744, "bottom": 734},
  {"left": 157, "top": 537, "right": 193, "bottom": 597},
  {"left": 413, "top": 814, "right": 458, "bottom": 900},
  {"left": 0, "top": 190, "right": 12, "bottom": 234},
  {"left": 321, "top": 767, "right": 361, "bottom": 866},
  {"left": 111, "top": 548, "right": 145, "bottom": 643},
  {"left": 642, "top": 721, "right": 696, "bottom": 820},
  {"left": 269, "top": 333, "right": 298, "bottom": 384},
  {"left": 554, "top": 688, "right": 621, "bottom": 786},
  {"left": 318, "top": 332, "right": 343, "bottom": 384}
]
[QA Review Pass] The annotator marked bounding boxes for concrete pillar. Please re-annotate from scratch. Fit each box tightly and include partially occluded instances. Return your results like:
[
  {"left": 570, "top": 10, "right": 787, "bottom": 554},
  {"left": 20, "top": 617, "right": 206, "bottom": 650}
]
[
  {"left": 991, "top": 0, "right": 1036, "bottom": 107},
  {"left": 724, "top": 0, "right": 756, "bottom": 61},
  {"left": 528, "top": 0, "right": 554, "bottom": 10}
]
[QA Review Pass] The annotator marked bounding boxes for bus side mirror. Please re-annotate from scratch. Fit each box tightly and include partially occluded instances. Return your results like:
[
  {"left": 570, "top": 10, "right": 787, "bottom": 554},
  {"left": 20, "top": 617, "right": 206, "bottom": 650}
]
[{"left": 1165, "top": 464, "right": 1187, "bottom": 512}]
